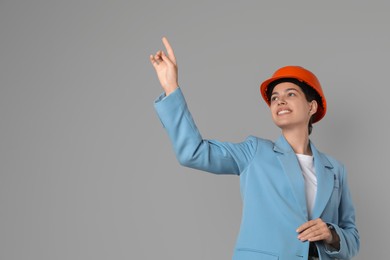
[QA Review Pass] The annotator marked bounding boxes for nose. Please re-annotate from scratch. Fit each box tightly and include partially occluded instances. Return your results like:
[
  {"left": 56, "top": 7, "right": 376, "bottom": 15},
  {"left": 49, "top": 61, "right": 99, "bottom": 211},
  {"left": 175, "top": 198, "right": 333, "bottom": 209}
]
[{"left": 277, "top": 98, "right": 287, "bottom": 105}]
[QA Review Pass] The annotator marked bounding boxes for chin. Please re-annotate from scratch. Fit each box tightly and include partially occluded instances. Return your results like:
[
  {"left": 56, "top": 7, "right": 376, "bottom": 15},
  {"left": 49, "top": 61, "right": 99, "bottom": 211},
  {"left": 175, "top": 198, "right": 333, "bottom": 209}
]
[
  {"left": 272, "top": 119, "right": 290, "bottom": 129},
  {"left": 273, "top": 119, "right": 303, "bottom": 131}
]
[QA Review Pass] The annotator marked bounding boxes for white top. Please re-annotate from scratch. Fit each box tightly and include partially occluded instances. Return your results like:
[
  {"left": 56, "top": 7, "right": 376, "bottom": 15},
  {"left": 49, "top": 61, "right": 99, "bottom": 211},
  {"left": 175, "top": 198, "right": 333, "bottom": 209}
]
[{"left": 296, "top": 153, "right": 317, "bottom": 219}]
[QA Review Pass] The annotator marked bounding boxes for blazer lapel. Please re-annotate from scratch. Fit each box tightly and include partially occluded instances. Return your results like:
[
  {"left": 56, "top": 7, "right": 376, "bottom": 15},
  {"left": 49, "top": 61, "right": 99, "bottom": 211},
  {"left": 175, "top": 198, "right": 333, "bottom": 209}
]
[
  {"left": 274, "top": 136, "right": 308, "bottom": 219},
  {"left": 310, "top": 142, "right": 335, "bottom": 219}
]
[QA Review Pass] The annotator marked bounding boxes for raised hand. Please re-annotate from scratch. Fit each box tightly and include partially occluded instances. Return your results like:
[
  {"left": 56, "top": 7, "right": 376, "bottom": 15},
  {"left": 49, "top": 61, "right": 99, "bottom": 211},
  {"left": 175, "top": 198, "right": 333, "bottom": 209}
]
[{"left": 150, "top": 37, "right": 179, "bottom": 96}]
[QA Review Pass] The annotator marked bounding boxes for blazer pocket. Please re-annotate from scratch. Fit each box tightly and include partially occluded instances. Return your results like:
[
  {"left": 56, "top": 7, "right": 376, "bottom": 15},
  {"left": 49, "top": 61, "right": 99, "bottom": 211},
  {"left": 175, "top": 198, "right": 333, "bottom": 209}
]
[
  {"left": 235, "top": 248, "right": 279, "bottom": 260},
  {"left": 334, "top": 178, "right": 340, "bottom": 189}
]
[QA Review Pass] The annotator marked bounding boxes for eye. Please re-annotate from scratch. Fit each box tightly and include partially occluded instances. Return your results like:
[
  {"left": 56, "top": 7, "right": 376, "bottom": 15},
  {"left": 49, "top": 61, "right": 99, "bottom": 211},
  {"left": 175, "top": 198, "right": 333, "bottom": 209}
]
[
  {"left": 287, "top": 92, "right": 296, "bottom": 97},
  {"left": 270, "top": 96, "right": 278, "bottom": 102}
]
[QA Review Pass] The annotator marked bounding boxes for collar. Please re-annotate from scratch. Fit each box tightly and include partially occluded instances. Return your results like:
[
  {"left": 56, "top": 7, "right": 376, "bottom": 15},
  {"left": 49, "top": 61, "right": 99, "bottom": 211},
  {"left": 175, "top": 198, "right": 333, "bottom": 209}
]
[{"left": 273, "top": 135, "right": 333, "bottom": 169}]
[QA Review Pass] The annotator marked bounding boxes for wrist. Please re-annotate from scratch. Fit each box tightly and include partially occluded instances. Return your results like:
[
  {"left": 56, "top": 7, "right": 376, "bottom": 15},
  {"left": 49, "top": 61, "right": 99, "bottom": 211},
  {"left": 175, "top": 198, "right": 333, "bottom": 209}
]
[
  {"left": 164, "top": 85, "right": 179, "bottom": 96},
  {"left": 326, "top": 224, "right": 340, "bottom": 250}
]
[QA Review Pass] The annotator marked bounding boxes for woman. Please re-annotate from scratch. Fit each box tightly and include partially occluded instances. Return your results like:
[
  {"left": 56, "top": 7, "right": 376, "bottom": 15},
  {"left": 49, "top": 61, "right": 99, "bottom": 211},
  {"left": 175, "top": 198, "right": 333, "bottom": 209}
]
[{"left": 149, "top": 37, "right": 359, "bottom": 260}]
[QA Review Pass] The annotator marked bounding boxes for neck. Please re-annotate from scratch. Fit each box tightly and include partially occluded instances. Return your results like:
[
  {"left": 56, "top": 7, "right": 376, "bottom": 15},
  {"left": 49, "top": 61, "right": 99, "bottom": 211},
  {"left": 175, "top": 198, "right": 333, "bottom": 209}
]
[{"left": 282, "top": 127, "right": 312, "bottom": 155}]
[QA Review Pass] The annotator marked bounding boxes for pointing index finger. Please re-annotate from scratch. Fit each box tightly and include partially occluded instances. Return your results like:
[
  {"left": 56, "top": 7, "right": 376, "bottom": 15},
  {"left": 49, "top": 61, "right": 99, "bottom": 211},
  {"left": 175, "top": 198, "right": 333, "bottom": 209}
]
[{"left": 162, "top": 36, "right": 177, "bottom": 65}]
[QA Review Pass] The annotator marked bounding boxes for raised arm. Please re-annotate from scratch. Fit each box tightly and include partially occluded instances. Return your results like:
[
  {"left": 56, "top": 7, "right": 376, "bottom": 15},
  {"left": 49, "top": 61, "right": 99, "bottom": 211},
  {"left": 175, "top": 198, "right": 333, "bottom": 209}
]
[{"left": 150, "top": 37, "right": 257, "bottom": 175}]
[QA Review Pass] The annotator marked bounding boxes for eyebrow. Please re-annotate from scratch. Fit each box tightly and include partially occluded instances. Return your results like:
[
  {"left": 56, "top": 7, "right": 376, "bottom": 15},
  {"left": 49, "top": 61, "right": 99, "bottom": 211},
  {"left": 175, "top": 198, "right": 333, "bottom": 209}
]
[{"left": 271, "top": 88, "right": 300, "bottom": 96}]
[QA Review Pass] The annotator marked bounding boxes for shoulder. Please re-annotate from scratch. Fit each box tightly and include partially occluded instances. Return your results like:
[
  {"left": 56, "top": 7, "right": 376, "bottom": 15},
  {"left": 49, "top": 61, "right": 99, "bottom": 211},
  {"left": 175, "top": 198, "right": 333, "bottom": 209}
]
[
  {"left": 319, "top": 151, "right": 345, "bottom": 169},
  {"left": 223, "top": 135, "right": 275, "bottom": 156},
  {"left": 244, "top": 135, "right": 276, "bottom": 153},
  {"left": 246, "top": 135, "right": 274, "bottom": 145}
]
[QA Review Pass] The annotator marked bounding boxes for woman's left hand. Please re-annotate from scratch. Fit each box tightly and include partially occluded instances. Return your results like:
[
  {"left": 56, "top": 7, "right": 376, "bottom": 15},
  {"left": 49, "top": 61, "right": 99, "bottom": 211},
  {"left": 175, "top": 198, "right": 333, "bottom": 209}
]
[{"left": 296, "top": 218, "right": 334, "bottom": 244}]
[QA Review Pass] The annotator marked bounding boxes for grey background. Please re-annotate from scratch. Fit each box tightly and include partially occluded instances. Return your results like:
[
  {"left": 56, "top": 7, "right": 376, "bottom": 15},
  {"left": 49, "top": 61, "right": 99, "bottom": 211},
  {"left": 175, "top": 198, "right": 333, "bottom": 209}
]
[{"left": 0, "top": 0, "right": 388, "bottom": 259}]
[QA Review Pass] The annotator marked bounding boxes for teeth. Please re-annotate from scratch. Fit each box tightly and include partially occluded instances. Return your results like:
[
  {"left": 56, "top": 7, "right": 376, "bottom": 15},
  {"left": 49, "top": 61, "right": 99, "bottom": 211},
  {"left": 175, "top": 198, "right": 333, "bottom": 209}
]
[{"left": 278, "top": 110, "right": 291, "bottom": 115}]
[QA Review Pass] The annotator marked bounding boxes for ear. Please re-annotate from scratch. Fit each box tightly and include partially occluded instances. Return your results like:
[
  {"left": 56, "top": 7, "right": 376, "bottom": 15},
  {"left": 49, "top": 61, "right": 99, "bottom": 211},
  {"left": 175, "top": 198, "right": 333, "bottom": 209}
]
[{"left": 309, "top": 100, "right": 318, "bottom": 116}]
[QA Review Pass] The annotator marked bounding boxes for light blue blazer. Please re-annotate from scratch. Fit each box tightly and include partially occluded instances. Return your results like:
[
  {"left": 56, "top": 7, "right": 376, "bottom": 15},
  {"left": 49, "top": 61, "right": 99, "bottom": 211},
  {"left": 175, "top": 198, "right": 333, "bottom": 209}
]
[{"left": 154, "top": 88, "right": 359, "bottom": 260}]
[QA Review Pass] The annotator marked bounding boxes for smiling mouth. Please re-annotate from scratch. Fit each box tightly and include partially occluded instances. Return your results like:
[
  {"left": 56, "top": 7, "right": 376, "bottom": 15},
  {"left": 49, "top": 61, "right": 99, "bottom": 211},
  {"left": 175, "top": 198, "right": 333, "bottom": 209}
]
[{"left": 277, "top": 109, "right": 292, "bottom": 115}]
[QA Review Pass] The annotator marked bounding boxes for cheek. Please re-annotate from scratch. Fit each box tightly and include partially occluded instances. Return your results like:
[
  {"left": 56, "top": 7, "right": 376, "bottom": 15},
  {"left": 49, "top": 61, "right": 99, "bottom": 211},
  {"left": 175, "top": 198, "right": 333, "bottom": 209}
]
[
  {"left": 297, "top": 102, "right": 311, "bottom": 113},
  {"left": 269, "top": 107, "right": 277, "bottom": 118},
  {"left": 269, "top": 110, "right": 278, "bottom": 123}
]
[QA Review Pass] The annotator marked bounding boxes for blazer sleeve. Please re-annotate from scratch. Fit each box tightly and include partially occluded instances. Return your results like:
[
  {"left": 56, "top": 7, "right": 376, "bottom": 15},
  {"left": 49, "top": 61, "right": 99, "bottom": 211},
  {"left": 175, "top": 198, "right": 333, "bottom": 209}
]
[
  {"left": 154, "top": 87, "right": 257, "bottom": 175},
  {"left": 325, "top": 164, "right": 360, "bottom": 259}
]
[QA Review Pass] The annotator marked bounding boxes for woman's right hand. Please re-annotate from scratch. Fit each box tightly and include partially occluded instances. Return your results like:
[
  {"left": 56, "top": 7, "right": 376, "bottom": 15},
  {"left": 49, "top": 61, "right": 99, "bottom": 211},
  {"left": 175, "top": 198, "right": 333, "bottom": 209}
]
[{"left": 149, "top": 37, "right": 179, "bottom": 96}]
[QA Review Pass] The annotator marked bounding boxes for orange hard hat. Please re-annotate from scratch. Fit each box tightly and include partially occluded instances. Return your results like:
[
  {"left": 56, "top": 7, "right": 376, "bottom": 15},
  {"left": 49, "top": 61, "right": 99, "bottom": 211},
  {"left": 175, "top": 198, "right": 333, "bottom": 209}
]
[{"left": 260, "top": 65, "right": 327, "bottom": 123}]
